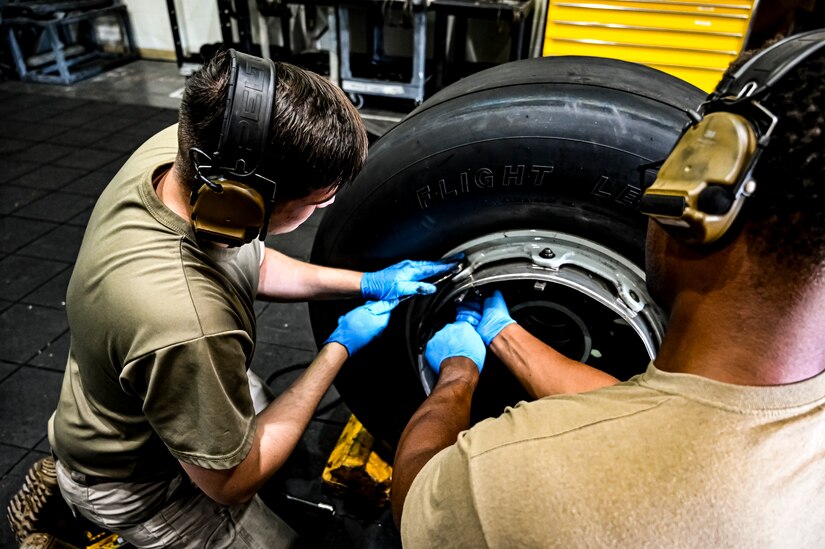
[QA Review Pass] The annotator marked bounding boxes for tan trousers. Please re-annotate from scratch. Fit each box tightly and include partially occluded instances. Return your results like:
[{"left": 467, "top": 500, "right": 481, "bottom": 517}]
[{"left": 55, "top": 460, "right": 298, "bottom": 549}]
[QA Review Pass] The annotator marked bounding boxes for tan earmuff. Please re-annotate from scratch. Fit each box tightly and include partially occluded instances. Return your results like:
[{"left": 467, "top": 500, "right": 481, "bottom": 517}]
[
  {"left": 191, "top": 180, "right": 267, "bottom": 247},
  {"left": 187, "top": 49, "right": 278, "bottom": 247},
  {"left": 640, "top": 29, "right": 825, "bottom": 247},
  {"left": 640, "top": 112, "right": 758, "bottom": 246}
]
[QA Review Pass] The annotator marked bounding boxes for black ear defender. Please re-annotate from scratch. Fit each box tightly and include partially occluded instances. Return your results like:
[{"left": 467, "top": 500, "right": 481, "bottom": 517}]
[
  {"left": 189, "top": 49, "right": 278, "bottom": 247},
  {"left": 639, "top": 30, "right": 825, "bottom": 246}
]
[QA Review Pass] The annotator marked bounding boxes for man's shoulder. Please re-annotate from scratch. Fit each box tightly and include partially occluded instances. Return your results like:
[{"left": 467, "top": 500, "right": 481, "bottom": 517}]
[
  {"left": 460, "top": 381, "right": 672, "bottom": 459},
  {"left": 402, "top": 385, "right": 673, "bottom": 549},
  {"left": 68, "top": 236, "right": 254, "bottom": 364},
  {"left": 411, "top": 375, "right": 825, "bottom": 547}
]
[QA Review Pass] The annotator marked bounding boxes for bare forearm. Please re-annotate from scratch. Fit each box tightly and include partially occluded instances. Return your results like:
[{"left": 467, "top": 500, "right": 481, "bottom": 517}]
[
  {"left": 253, "top": 343, "right": 348, "bottom": 471},
  {"left": 391, "top": 358, "right": 478, "bottom": 526},
  {"left": 491, "top": 324, "right": 619, "bottom": 399},
  {"left": 183, "top": 344, "right": 349, "bottom": 504},
  {"left": 258, "top": 248, "right": 362, "bottom": 301}
]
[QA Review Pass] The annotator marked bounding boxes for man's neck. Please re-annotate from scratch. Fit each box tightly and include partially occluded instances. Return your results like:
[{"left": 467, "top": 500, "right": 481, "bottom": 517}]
[
  {"left": 155, "top": 163, "right": 192, "bottom": 223},
  {"left": 655, "top": 279, "right": 825, "bottom": 386}
]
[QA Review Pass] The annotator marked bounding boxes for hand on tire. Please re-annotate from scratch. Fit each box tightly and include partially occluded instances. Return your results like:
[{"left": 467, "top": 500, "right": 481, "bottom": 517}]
[
  {"left": 473, "top": 290, "right": 517, "bottom": 346},
  {"left": 361, "top": 259, "right": 459, "bottom": 301},
  {"left": 325, "top": 300, "right": 399, "bottom": 356},
  {"left": 425, "top": 319, "right": 486, "bottom": 374}
]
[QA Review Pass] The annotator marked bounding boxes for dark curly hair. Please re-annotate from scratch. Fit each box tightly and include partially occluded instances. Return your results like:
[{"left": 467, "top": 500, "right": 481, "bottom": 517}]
[
  {"left": 744, "top": 52, "right": 825, "bottom": 279},
  {"left": 176, "top": 50, "right": 368, "bottom": 200},
  {"left": 737, "top": 50, "right": 825, "bottom": 283}
]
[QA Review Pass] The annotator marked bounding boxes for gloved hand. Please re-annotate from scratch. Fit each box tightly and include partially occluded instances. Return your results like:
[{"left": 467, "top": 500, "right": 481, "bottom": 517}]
[
  {"left": 475, "top": 290, "right": 517, "bottom": 346},
  {"left": 325, "top": 299, "right": 399, "bottom": 356},
  {"left": 425, "top": 321, "right": 486, "bottom": 374},
  {"left": 455, "top": 299, "right": 482, "bottom": 327},
  {"left": 361, "top": 259, "right": 458, "bottom": 301}
]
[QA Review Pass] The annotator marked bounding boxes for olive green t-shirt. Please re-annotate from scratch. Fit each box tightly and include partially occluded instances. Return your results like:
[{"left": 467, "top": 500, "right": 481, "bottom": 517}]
[
  {"left": 48, "top": 125, "right": 264, "bottom": 480},
  {"left": 402, "top": 362, "right": 825, "bottom": 548}
]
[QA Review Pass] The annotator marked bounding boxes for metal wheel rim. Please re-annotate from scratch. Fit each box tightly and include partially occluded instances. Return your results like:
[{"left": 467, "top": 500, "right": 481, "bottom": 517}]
[{"left": 405, "top": 230, "right": 667, "bottom": 395}]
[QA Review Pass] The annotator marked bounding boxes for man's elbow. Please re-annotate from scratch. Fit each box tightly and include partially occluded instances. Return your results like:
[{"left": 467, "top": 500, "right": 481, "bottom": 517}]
[
  {"left": 180, "top": 461, "right": 258, "bottom": 507},
  {"left": 202, "top": 483, "right": 256, "bottom": 507}
]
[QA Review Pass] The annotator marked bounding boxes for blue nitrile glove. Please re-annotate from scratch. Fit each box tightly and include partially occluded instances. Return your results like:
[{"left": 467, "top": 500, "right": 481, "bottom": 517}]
[
  {"left": 476, "top": 290, "right": 517, "bottom": 346},
  {"left": 455, "top": 299, "right": 482, "bottom": 327},
  {"left": 361, "top": 259, "right": 458, "bottom": 301},
  {"left": 325, "top": 299, "right": 399, "bottom": 356},
  {"left": 425, "top": 321, "right": 486, "bottom": 374}
]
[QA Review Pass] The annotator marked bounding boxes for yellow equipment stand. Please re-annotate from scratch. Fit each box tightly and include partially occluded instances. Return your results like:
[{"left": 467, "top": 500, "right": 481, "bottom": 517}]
[
  {"left": 543, "top": 1, "right": 758, "bottom": 92},
  {"left": 322, "top": 415, "right": 393, "bottom": 506}
]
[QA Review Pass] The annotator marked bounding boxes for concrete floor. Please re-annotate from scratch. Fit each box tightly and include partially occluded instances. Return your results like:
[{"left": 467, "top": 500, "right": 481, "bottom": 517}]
[{"left": 0, "top": 59, "right": 411, "bottom": 548}]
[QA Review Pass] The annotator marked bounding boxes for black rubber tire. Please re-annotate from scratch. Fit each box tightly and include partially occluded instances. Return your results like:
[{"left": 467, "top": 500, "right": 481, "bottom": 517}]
[{"left": 310, "top": 56, "right": 704, "bottom": 454}]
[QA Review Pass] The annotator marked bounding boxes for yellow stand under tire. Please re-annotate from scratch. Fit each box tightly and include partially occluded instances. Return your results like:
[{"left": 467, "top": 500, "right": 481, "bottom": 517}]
[{"left": 323, "top": 415, "right": 393, "bottom": 506}]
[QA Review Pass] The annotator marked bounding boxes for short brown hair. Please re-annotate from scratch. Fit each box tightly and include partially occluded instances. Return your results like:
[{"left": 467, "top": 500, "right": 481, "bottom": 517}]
[{"left": 176, "top": 50, "right": 368, "bottom": 199}]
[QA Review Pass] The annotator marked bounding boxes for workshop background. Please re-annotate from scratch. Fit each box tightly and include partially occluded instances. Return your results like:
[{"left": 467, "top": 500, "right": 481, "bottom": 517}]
[{"left": 0, "top": 0, "right": 823, "bottom": 547}]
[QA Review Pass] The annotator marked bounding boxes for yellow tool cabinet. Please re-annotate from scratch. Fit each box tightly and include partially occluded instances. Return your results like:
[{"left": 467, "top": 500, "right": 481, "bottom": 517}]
[{"left": 543, "top": 1, "right": 759, "bottom": 91}]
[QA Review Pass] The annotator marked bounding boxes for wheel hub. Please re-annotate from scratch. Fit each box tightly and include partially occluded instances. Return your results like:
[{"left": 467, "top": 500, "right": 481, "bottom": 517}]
[{"left": 406, "top": 230, "right": 666, "bottom": 402}]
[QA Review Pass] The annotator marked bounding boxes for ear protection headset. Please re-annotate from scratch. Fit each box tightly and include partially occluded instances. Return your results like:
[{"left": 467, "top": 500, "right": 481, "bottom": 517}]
[
  {"left": 189, "top": 49, "right": 278, "bottom": 247},
  {"left": 639, "top": 29, "right": 825, "bottom": 246}
]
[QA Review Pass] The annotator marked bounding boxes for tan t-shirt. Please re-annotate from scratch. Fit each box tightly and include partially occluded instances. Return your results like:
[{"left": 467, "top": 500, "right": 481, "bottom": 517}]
[
  {"left": 48, "top": 125, "right": 264, "bottom": 480},
  {"left": 402, "top": 362, "right": 825, "bottom": 548}
]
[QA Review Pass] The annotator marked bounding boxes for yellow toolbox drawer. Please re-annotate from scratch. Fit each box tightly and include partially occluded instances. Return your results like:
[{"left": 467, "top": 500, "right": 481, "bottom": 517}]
[
  {"left": 549, "top": 4, "right": 750, "bottom": 34},
  {"left": 547, "top": 24, "right": 744, "bottom": 53},
  {"left": 553, "top": 0, "right": 753, "bottom": 16},
  {"left": 543, "top": 0, "right": 758, "bottom": 91}
]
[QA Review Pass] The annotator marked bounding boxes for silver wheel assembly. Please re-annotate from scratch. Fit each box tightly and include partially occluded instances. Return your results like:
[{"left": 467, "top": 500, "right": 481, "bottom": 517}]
[{"left": 406, "top": 230, "right": 666, "bottom": 398}]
